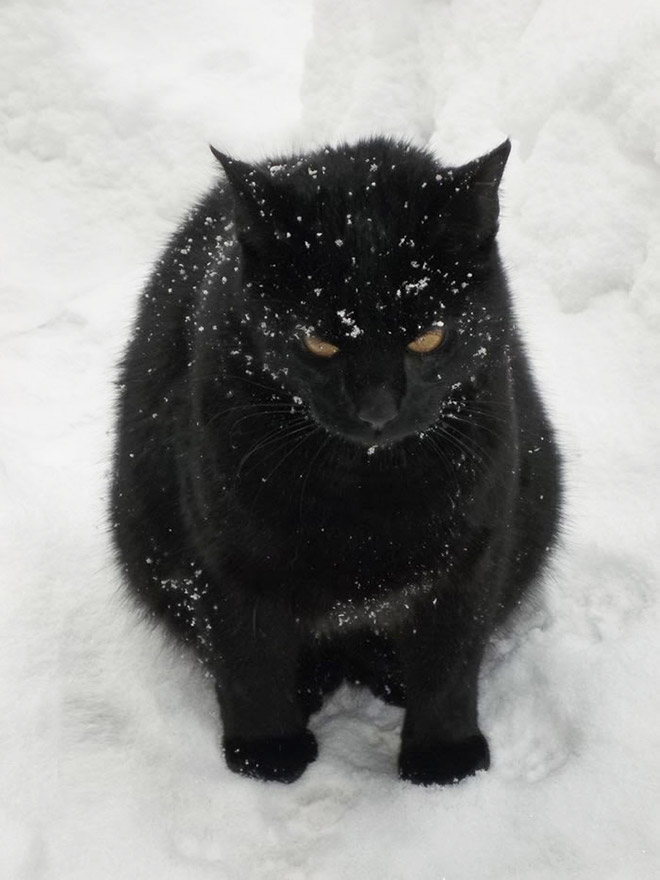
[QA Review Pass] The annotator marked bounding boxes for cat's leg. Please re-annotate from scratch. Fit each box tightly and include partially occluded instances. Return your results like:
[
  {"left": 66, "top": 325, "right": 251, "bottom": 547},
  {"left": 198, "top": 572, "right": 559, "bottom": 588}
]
[
  {"left": 203, "top": 595, "right": 317, "bottom": 784},
  {"left": 396, "top": 597, "right": 491, "bottom": 786}
]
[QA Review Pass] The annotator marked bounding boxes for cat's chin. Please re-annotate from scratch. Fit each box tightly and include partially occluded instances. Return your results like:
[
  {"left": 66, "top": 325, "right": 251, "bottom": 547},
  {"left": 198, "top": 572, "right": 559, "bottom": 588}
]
[
  {"left": 332, "top": 427, "right": 423, "bottom": 451},
  {"left": 314, "top": 422, "right": 397, "bottom": 449},
  {"left": 317, "top": 415, "right": 432, "bottom": 450}
]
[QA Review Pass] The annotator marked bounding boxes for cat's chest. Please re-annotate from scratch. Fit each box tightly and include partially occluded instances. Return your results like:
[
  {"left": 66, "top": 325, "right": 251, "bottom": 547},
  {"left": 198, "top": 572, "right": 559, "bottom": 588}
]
[
  {"left": 277, "top": 506, "right": 461, "bottom": 615},
  {"left": 294, "top": 505, "right": 503, "bottom": 634},
  {"left": 289, "top": 489, "right": 459, "bottom": 566},
  {"left": 234, "top": 464, "right": 480, "bottom": 580}
]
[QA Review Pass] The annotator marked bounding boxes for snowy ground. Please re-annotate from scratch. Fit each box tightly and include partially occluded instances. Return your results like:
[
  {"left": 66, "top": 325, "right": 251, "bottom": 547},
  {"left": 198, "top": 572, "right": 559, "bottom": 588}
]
[{"left": 2, "top": 0, "right": 660, "bottom": 877}]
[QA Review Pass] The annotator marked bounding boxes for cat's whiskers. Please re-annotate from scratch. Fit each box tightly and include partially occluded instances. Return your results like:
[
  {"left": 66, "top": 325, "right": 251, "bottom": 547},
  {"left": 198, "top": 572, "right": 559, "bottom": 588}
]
[
  {"left": 419, "top": 433, "right": 463, "bottom": 499},
  {"left": 248, "top": 427, "right": 323, "bottom": 507},
  {"left": 442, "top": 422, "right": 497, "bottom": 470},
  {"left": 297, "top": 434, "right": 332, "bottom": 523},
  {"left": 441, "top": 410, "right": 507, "bottom": 442},
  {"left": 224, "top": 373, "right": 294, "bottom": 398},
  {"left": 430, "top": 420, "right": 496, "bottom": 475},
  {"left": 444, "top": 405, "right": 509, "bottom": 428},
  {"left": 190, "top": 370, "right": 295, "bottom": 404},
  {"left": 205, "top": 402, "right": 304, "bottom": 430},
  {"left": 435, "top": 397, "right": 509, "bottom": 442},
  {"left": 442, "top": 396, "right": 511, "bottom": 421},
  {"left": 226, "top": 408, "right": 308, "bottom": 441},
  {"left": 236, "top": 419, "right": 315, "bottom": 479}
]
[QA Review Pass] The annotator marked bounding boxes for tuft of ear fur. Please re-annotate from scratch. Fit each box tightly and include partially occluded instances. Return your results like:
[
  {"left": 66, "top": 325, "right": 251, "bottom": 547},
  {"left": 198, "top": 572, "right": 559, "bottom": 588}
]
[{"left": 447, "top": 139, "right": 511, "bottom": 244}]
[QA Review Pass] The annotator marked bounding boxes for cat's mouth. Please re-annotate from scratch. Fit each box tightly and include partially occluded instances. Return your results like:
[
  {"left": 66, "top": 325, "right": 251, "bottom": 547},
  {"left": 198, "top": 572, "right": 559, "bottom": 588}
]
[{"left": 313, "top": 413, "right": 422, "bottom": 450}]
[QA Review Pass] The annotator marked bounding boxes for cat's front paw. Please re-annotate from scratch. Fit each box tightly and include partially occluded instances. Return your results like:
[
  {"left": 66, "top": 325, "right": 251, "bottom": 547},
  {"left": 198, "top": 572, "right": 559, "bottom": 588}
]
[
  {"left": 223, "top": 730, "right": 318, "bottom": 783},
  {"left": 399, "top": 732, "right": 490, "bottom": 786}
]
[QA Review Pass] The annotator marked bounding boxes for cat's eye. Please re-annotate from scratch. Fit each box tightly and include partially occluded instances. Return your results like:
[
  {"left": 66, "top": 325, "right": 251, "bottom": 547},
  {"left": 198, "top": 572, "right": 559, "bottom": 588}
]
[
  {"left": 303, "top": 335, "right": 340, "bottom": 358},
  {"left": 407, "top": 328, "right": 445, "bottom": 354}
]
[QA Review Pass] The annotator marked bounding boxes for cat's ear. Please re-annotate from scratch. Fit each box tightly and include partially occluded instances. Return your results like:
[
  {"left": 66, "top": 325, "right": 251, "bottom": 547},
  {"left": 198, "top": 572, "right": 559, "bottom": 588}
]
[
  {"left": 211, "top": 146, "right": 265, "bottom": 206},
  {"left": 448, "top": 139, "right": 511, "bottom": 243},
  {"left": 210, "top": 145, "right": 285, "bottom": 257}
]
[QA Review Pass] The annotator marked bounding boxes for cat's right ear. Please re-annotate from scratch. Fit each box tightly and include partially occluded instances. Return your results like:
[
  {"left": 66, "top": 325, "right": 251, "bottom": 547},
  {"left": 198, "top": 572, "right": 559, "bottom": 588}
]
[
  {"left": 210, "top": 145, "right": 278, "bottom": 257},
  {"left": 211, "top": 146, "right": 263, "bottom": 206}
]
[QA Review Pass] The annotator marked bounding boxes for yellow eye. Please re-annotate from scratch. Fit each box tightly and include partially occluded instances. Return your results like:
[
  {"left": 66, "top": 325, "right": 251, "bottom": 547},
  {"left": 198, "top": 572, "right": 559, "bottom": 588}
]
[
  {"left": 303, "top": 335, "right": 340, "bottom": 358},
  {"left": 407, "top": 328, "right": 445, "bottom": 353}
]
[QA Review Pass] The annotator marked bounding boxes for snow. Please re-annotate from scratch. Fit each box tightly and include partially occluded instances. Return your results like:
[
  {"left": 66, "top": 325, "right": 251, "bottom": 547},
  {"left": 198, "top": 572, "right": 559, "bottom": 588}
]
[{"left": 1, "top": 0, "right": 660, "bottom": 877}]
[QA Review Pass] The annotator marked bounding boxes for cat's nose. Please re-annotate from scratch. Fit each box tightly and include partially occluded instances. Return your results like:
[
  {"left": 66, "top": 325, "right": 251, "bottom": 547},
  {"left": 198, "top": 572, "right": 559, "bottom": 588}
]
[{"left": 356, "top": 387, "right": 398, "bottom": 431}]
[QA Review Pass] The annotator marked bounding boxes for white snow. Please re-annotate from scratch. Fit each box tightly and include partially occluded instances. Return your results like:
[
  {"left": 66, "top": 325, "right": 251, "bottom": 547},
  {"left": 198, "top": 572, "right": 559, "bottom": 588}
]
[{"left": 2, "top": 0, "right": 660, "bottom": 877}]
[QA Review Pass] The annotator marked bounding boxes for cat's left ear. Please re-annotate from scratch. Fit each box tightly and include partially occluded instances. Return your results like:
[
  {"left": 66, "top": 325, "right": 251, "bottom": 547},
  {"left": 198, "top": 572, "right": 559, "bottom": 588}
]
[{"left": 449, "top": 139, "right": 511, "bottom": 243}]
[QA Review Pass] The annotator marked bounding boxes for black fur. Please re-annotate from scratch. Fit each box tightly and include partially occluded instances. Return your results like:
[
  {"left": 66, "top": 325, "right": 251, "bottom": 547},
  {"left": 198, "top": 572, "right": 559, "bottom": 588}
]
[{"left": 110, "top": 137, "right": 561, "bottom": 785}]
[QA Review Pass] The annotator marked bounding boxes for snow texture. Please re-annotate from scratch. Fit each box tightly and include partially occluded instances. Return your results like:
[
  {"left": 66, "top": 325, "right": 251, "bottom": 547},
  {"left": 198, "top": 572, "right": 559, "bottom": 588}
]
[{"left": 2, "top": 0, "right": 660, "bottom": 877}]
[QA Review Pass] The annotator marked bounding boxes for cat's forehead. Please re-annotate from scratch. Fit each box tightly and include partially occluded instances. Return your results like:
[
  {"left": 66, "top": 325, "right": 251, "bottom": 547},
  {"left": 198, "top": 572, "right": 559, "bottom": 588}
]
[
  {"left": 275, "top": 145, "right": 448, "bottom": 238},
  {"left": 285, "top": 230, "right": 476, "bottom": 340},
  {"left": 253, "top": 229, "right": 478, "bottom": 341},
  {"left": 261, "top": 256, "right": 476, "bottom": 343}
]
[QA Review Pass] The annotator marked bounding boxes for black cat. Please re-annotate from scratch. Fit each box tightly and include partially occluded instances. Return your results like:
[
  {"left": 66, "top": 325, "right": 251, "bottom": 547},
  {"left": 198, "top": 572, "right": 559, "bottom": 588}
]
[{"left": 110, "top": 137, "right": 561, "bottom": 785}]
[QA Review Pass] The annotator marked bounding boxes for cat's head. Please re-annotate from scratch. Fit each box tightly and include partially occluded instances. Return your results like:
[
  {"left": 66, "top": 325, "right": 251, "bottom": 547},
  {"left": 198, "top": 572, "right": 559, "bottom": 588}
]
[{"left": 213, "top": 138, "right": 511, "bottom": 448}]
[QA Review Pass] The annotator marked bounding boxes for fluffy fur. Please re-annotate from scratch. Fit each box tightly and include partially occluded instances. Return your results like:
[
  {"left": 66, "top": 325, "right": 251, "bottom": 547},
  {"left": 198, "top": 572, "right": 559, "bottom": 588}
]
[{"left": 110, "top": 137, "right": 561, "bottom": 785}]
